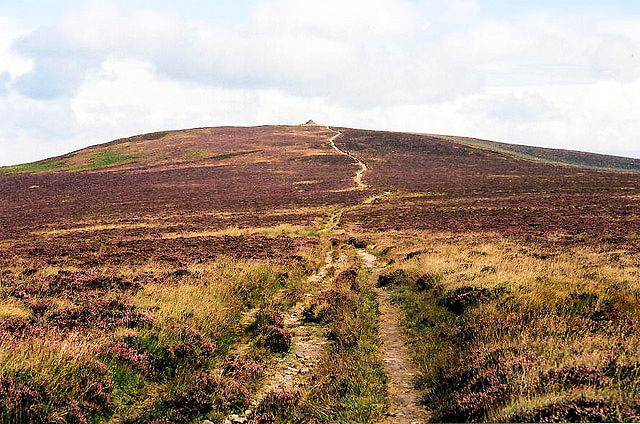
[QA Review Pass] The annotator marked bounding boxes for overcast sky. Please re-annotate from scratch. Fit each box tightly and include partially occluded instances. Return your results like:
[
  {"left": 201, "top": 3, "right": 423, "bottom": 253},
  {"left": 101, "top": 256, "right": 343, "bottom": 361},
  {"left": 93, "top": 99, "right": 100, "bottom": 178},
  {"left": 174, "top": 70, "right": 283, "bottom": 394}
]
[{"left": 1, "top": 0, "right": 640, "bottom": 165}]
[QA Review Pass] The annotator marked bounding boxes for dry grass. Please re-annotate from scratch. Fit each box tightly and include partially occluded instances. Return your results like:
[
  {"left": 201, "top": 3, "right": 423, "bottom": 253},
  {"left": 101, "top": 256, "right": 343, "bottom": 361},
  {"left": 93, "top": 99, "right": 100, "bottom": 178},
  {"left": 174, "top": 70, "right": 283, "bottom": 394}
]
[
  {"left": 161, "top": 224, "right": 321, "bottom": 239},
  {"left": 373, "top": 231, "right": 640, "bottom": 422},
  {"left": 0, "top": 242, "right": 326, "bottom": 423},
  {"left": 37, "top": 222, "right": 160, "bottom": 236},
  {"left": 0, "top": 299, "right": 31, "bottom": 320}
]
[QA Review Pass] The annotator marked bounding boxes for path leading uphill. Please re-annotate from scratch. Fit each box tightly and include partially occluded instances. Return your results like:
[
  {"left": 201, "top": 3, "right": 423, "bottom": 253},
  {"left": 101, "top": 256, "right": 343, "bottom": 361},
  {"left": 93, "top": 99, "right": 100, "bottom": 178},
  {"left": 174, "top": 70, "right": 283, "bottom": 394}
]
[
  {"left": 357, "top": 250, "right": 427, "bottom": 424},
  {"left": 328, "top": 129, "right": 368, "bottom": 190},
  {"left": 223, "top": 251, "right": 339, "bottom": 424}
]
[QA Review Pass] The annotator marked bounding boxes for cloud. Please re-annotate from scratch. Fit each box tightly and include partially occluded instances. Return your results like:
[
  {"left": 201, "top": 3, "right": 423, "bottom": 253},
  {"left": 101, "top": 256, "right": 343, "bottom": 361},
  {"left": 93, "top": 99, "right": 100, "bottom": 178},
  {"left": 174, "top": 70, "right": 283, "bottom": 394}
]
[
  {"left": 592, "top": 36, "right": 640, "bottom": 82},
  {"left": 0, "top": 17, "right": 32, "bottom": 78},
  {"left": 10, "top": 0, "right": 483, "bottom": 105},
  {"left": 2, "top": 0, "right": 640, "bottom": 166},
  {"left": 0, "top": 91, "right": 77, "bottom": 165}
]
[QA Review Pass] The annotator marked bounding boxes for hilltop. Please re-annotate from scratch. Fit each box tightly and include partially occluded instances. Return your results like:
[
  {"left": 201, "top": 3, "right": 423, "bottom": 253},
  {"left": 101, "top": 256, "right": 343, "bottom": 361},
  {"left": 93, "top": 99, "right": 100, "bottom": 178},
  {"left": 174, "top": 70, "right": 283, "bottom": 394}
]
[
  {"left": 2, "top": 125, "right": 638, "bottom": 241},
  {"left": 1, "top": 125, "right": 639, "bottom": 423}
]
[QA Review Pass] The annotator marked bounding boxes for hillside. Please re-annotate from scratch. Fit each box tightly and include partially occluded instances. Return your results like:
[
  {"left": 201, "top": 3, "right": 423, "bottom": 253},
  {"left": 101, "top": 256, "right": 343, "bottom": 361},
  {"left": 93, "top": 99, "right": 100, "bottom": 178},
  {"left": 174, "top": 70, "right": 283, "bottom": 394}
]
[
  {"left": 1, "top": 124, "right": 640, "bottom": 423},
  {"left": 438, "top": 134, "right": 640, "bottom": 172}
]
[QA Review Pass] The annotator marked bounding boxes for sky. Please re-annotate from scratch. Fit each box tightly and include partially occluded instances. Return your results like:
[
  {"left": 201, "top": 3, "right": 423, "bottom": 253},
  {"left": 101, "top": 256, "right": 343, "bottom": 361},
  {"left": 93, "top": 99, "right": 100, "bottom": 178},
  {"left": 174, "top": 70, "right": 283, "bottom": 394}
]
[{"left": 1, "top": 0, "right": 640, "bottom": 166}]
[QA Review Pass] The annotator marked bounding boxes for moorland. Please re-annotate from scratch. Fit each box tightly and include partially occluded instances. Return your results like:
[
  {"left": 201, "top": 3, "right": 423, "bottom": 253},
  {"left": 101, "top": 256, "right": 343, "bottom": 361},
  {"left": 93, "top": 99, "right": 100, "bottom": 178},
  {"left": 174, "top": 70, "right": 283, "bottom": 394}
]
[{"left": 1, "top": 123, "right": 639, "bottom": 423}]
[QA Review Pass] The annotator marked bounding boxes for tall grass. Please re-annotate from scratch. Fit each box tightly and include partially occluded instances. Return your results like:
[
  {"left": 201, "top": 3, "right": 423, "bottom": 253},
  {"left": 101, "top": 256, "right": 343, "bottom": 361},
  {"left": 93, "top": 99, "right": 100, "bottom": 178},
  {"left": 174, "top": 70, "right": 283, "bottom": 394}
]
[
  {"left": 300, "top": 251, "right": 388, "bottom": 423},
  {"left": 378, "top": 232, "right": 640, "bottom": 422},
  {"left": 0, "top": 250, "right": 320, "bottom": 423}
]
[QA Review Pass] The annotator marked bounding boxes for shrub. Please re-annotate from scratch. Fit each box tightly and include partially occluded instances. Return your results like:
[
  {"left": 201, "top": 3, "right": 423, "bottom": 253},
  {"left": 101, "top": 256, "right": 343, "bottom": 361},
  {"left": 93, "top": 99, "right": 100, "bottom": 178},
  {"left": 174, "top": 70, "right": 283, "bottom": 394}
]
[
  {"left": 221, "top": 355, "right": 265, "bottom": 385},
  {"left": 376, "top": 270, "right": 409, "bottom": 287},
  {"left": 346, "top": 237, "right": 368, "bottom": 249},
  {"left": 335, "top": 268, "right": 359, "bottom": 291},
  {"left": 251, "top": 305, "right": 285, "bottom": 331},
  {"left": 540, "top": 365, "right": 605, "bottom": 389},
  {"left": 258, "top": 325, "right": 292, "bottom": 353},
  {"left": 29, "top": 301, "right": 50, "bottom": 316},
  {"left": 252, "top": 390, "right": 301, "bottom": 424},
  {"left": 0, "top": 375, "right": 46, "bottom": 423},
  {"left": 101, "top": 342, "right": 156, "bottom": 377},
  {"left": 415, "top": 272, "right": 441, "bottom": 291},
  {"left": 302, "top": 290, "right": 345, "bottom": 323},
  {"left": 510, "top": 399, "right": 640, "bottom": 423},
  {"left": 441, "top": 286, "right": 491, "bottom": 314},
  {"left": 160, "top": 371, "right": 251, "bottom": 423}
]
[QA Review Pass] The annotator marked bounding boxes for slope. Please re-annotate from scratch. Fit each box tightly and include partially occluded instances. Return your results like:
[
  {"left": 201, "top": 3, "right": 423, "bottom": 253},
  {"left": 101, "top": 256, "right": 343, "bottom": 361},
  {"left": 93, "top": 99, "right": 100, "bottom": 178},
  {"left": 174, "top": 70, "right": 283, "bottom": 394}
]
[{"left": 1, "top": 124, "right": 640, "bottom": 423}]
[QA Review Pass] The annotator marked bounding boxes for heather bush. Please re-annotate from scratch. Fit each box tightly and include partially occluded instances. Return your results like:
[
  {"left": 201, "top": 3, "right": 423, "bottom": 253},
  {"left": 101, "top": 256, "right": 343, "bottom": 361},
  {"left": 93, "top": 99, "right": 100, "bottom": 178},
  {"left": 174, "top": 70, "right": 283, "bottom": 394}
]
[
  {"left": 154, "top": 371, "right": 251, "bottom": 423},
  {"left": 100, "top": 341, "right": 156, "bottom": 377},
  {"left": 335, "top": 268, "right": 359, "bottom": 291},
  {"left": 387, "top": 234, "right": 640, "bottom": 422},
  {"left": 250, "top": 304, "right": 285, "bottom": 331},
  {"left": 221, "top": 355, "right": 265, "bottom": 386},
  {"left": 0, "top": 375, "right": 46, "bottom": 423},
  {"left": 252, "top": 390, "right": 301, "bottom": 424},
  {"left": 509, "top": 399, "right": 640, "bottom": 423},
  {"left": 376, "top": 269, "right": 409, "bottom": 288},
  {"left": 415, "top": 272, "right": 441, "bottom": 291},
  {"left": 440, "top": 286, "right": 492, "bottom": 314},
  {"left": 302, "top": 289, "right": 346, "bottom": 323},
  {"left": 257, "top": 325, "right": 292, "bottom": 353}
]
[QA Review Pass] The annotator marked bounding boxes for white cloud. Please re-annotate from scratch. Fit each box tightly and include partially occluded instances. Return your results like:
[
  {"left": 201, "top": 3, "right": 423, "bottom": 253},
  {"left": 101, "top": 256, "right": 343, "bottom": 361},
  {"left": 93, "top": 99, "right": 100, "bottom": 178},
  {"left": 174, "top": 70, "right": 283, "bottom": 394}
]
[
  {"left": 0, "top": 17, "right": 32, "bottom": 78},
  {"left": 2, "top": 0, "right": 640, "bottom": 166}
]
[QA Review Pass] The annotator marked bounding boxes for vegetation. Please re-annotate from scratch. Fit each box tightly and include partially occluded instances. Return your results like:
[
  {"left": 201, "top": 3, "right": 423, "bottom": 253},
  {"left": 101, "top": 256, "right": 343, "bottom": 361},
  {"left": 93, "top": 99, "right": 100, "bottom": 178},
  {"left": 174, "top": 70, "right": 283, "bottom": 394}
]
[
  {"left": 444, "top": 135, "right": 640, "bottom": 171},
  {"left": 2, "top": 124, "right": 640, "bottom": 423},
  {"left": 0, "top": 159, "right": 66, "bottom": 173},
  {"left": 75, "top": 150, "right": 136, "bottom": 169},
  {"left": 377, "top": 233, "right": 640, "bottom": 422},
  {"left": 0, "top": 150, "right": 135, "bottom": 174},
  {"left": 301, "top": 252, "right": 388, "bottom": 423},
  {"left": 0, "top": 252, "right": 319, "bottom": 423}
]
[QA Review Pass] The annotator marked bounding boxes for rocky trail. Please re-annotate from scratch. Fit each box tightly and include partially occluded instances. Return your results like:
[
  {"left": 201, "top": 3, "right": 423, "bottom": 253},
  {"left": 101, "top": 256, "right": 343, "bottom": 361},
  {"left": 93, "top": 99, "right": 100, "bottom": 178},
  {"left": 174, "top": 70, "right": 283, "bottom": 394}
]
[
  {"left": 357, "top": 250, "right": 427, "bottom": 424},
  {"left": 328, "top": 128, "right": 368, "bottom": 191},
  {"left": 223, "top": 251, "right": 339, "bottom": 424},
  {"left": 328, "top": 128, "right": 426, "bottom": 423},
  {"left": 225, "top": 131, "right": 425, "bottom": 423}
]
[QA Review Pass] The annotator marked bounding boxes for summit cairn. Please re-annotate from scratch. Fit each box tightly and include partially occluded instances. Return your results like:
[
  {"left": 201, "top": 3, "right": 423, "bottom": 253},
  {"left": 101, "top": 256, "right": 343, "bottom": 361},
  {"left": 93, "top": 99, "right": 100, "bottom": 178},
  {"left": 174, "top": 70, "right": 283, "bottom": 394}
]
[{"left": 303, "top": 120, "right": 317, "bottom": 126}]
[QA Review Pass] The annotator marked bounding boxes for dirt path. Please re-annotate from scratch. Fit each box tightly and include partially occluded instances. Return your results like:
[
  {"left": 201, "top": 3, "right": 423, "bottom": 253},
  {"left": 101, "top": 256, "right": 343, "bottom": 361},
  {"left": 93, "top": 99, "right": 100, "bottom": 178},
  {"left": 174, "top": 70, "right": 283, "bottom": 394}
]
[
  {"left": 224, "top": 251, "right": 338, "bottom": 424},
  {"left": 328, "top": 129, "right": 368, "bottom": 191},
  {"left": 357, "top": 250, "right": 427, "bottom": 424}
]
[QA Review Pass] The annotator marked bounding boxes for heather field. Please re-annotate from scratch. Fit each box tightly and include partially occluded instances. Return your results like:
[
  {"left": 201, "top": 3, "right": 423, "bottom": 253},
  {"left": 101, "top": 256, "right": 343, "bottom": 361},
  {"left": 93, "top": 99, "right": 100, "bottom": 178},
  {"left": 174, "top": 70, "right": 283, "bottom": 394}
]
[{"left": 1, "top": 124, "right": 639, "bottom": 423}]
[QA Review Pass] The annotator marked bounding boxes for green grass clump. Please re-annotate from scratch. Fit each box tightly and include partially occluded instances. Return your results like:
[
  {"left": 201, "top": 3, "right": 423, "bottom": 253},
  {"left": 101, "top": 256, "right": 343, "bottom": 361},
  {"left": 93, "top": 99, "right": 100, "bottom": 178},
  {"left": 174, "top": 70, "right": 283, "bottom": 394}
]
[
  {"left": 0, "top": 150, "right": 136, "bottom": 174},
  {"left": 0, "top": 159, "right": 65, "bottom": 174},
  {"left": 185, "top": 149, "right": 211, "bottom": 158},
  {"left": 75, "top": 150, "right": 136, "bottom": 170}
]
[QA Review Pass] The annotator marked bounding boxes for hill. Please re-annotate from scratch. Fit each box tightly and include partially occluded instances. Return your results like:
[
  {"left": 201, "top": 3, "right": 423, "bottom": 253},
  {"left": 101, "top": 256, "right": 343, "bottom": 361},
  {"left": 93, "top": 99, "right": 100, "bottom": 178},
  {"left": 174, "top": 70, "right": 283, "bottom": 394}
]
[
  {"left": 438, "top": 134, "right": 640, "bottom": 171},
  {"left": 1, "top": 125, "right": 639, "bottom": 423}
]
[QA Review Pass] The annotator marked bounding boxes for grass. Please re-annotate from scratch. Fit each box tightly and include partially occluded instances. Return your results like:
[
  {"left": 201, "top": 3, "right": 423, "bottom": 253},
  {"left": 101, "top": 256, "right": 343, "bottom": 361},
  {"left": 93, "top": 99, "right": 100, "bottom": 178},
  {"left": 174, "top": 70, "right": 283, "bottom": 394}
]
[
  {"left": 164, "top": 224, "right": 322, "bottom": 239},
  {"left": 185, "top": 149, "right": 210, "bottom": 158},
  {"left": 299, "top": 250, "right": 388, "bottom": 423},
  {"left": 0, "top": 299, "right": 31, "bottom": 319},
  {"left": 0, "top": 247, "right": 322, "bottom": 423},
  {"left": 74, "top": 150, "right": 136, "bottom": 170},
  {"left": 0, "top": 150, "right": 136, "bottom": 175},
  {"left": 374, "top": 232, "right": 640, "bottom": 422},
  {"left": 0, "top": 159, "right": 66, "bottom": 174}
]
